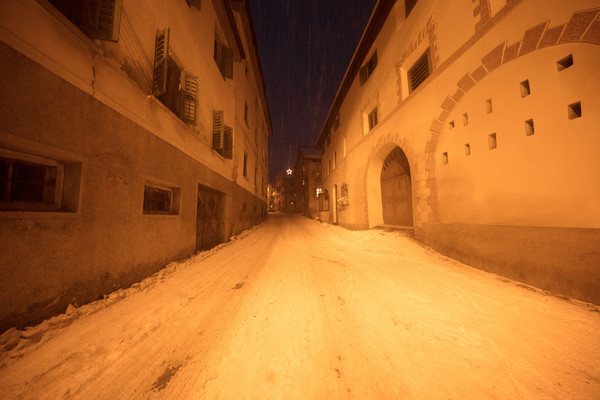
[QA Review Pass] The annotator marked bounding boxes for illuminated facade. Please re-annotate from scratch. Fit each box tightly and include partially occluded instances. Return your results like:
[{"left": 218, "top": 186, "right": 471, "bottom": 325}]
[
  {"left": 316, "top": 0, "right": 600, "bottom": 304},
  {"left": 0, "top": 0, "right": 272, "bottom": 331},
  {"left": 293, "top": 147, "right": 322, "bottom": 219}
]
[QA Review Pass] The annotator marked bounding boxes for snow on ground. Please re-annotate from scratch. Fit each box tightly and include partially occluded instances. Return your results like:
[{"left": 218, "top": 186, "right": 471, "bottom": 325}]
[{"left": 0, "top": 213, "right": 599, "bottom": 399}]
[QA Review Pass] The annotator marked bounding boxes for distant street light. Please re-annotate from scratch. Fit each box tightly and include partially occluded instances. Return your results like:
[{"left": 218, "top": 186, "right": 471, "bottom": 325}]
[{"left": 286, "top": 168, "right": 292, "bottom": 175}]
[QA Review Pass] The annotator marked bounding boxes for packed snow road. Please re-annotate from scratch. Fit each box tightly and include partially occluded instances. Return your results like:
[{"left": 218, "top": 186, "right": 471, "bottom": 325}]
[{"left": 1, "top": 213, "right": 599, "bottom": 399}]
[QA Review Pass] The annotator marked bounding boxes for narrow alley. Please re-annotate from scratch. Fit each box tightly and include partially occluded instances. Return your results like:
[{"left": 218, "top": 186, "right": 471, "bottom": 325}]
[{"left": 1, "top": 213, "right": 598, "bottom": 399}]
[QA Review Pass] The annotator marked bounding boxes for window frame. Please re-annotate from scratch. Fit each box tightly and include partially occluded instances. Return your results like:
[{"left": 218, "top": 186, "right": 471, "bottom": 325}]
[{"left": 143, "top": 183, "right": 180, "bottom": 215}]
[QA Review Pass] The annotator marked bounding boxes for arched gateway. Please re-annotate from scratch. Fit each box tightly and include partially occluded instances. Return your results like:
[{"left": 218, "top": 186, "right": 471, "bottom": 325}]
[{"left": 380, "top": 147, "right": 413, "bottom": 226}]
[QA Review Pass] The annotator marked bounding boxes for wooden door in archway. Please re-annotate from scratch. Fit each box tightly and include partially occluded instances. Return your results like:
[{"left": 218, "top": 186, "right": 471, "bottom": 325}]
[{"left": 380, "top": 147, "right": 413, "bottom": 226}]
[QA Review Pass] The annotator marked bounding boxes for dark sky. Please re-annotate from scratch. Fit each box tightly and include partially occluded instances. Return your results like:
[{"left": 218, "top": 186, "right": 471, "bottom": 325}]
[{"left": 249, "top": 0, "right": 377, "bottom": 182}]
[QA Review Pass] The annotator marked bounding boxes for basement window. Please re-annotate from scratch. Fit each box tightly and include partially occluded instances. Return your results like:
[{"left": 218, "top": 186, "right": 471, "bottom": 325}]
[
  {"left": 557, "top": 54, "right": 573, "bottom": 71},
  {"left": 212, "top": 110, "right": 233, "bottom": 159},
  {"left": 488, "top": 133, "right": 497, "bottom": 149},
  {"left": 152, "top": 29, "right": 199, "bottom": 124},
  {"left": 525, "top": 119, "right": 534, "bottom": 136},
  {"left": 408, "top": 49, "right": 430, "bottom": 92},
  {"left": 463, "top": 113, "right": 469, "bottom": 126},
  {"left": 442, "top": 152, "right": 448, "bottom": 164},
  {"left": 520, "top": 80, "right": 531, "bottom": 97},
  {"left": 568, "top": 102, "right": 582, "bottom": 120},
  {"left": 47, "top": 0, "right": 123, "bottom": 41},
  {"left": 143, "top": 184, "right": 179, "bottom": 215}
]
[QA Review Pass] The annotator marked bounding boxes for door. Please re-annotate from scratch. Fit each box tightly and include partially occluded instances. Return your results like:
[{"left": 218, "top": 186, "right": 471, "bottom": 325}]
[
  {"left": 380, "top": 147, "right": 413, "bottom": 226},
  {"left": 196, "top": 185, "right": 220, "bottom": 251}
]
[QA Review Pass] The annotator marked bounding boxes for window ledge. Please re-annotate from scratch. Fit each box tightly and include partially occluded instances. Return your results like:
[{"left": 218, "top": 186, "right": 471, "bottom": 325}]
[
  {"left": 148, "top": 95, "right": 190, "bottom": 130},
  {"left": 0, "top": 210, "right": 80, "bottom": 219},
  {"left": 142, "top": 213, "right": 181, "bottom": 218}
]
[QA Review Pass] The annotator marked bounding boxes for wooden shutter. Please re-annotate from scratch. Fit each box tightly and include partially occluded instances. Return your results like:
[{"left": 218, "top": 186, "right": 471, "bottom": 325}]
[
  {"left": 214, "top": 41, "right": 223, "bottom": 73},
  {"left": 86, "top": 0, "right": 123, "bottom": 41},
  {"left": 369, "top": 51, "right": 377, "bottom": 74},
  {"left": 152, "top": 28, "right": 170, "bottom": 97},
  {"left": 213, "top": 110, "right": 224, "bottom": 151},
  {"left": 179, "top": 72, "right": 199, "bottom": 124},
  {"left": 223, "top": 126, "right": 233, "bottom": 159},
  {"left": 408, "top": 49, "right": 430, "bottom": 92},
  {"left": 359, "top": 65, "right": 368, "bottom": 86},
  {"left": 222, "top": 45, "right": 234, "bottom": 80}
]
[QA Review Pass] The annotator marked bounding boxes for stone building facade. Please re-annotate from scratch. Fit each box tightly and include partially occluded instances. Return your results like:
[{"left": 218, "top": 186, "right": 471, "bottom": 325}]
[
  {"left": 316, "top": 0, "right": 600, "bottom": 304},
  {"left": 0, "top": 0, "right": 272, "bottom": 332}
]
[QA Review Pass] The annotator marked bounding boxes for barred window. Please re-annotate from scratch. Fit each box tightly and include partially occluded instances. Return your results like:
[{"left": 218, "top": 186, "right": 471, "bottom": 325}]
[
  {"left": 408, "top": 49, "right": 430, "bottom": 92},
  {"left": 143, "top": 185, "right": 174, "bottom": 214}
]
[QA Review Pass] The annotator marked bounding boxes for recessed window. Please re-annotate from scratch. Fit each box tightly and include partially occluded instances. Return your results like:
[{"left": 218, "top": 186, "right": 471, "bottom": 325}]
[
  {"left": 568, "top": 102, "right": 582, "bottom": 119},
  {"left": 47, "top": 0, "right": 123, "bottom": 41},
  {"left": 243, "top": 153, "right": 248, "bottom": 177},
  {"left": 243, "top": 202, "right": 247, "bottom": 212},
  {"left": 153, "top": 29, "right": 199, "bottom": 124},
  {"left": 525, "top": 119, "right": 534, "bottom": 136},
  {"left": 464, "top": 143, "right": 471, "bottom": 156},
  {"left": 448, "top": 120, "right": 455, "bottom": 129},
  {"left": 462, "top": 113, "right": 469, "bottom": 126},
  {"left": 214, "top": 34, "right": 233, "bottom": 79},
  {"left": 408, "top": 49, "right": 430, "bottom": 92},
  {"left": 212, "top": 110, "right": 233, "bottom": 159},
  {"left": 520, "top": 80, "right": 531, "bottom": 97},
  {"left": 442, "top": 152, "right": 448, "bottom": 164},
  {"left": 244, "top": 102, "right": 248, "bottom": 125},
  {"left": 187, "top": 0, "right": 201, "bottom": 10},
  {"left": 359, "top": 50, "right": 378, "bottom": 86},
  {"left": 488, "top": 133, "right": 497, "bottom": 150},
  {"left": 368, "top": 107, "right": 378, "bottom": 131},
  {"left": 486, "top": 99, "right": 493, "bottom": 114},
  {"left": 557, "top": 54, "right": 573, "bottom": 71},
  {"left": 144, "top": 184, "right": 177, "bottom": 215}
]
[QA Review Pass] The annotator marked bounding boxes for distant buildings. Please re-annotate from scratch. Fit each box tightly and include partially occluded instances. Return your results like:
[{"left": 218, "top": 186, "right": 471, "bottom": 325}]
[
  {"left": 315, "top": 0, "right": 600, "bottom": 304},
  {"left": 0, "top": 0, "right": 272, "bottom": 331},
  {"left": 293, "top": 147, "right": 322, "bottom": 219}
]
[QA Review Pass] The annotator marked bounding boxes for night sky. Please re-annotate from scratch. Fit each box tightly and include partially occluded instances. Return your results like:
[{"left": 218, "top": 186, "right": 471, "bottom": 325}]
[{"left": 249, "top": 0, "right": 377, "bottom": 182}]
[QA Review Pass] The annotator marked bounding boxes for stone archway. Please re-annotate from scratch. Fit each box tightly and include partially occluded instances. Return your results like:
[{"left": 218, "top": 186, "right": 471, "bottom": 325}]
[
  {"left": 365, "top": 139, "right": 416, "bottom": 228},
  {"left": 380, "top": 147, "right": 413, "bottom": 226}
]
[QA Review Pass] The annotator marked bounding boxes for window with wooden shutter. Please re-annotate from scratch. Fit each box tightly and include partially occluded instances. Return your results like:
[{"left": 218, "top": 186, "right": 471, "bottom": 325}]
[
  {"left": 214, "top": 39, "right": 233, "bottom": 80},
  {"left": 223, "top": 126, "right": 233, "bottom": 159},
  {"left": 152, "top": 28, "right": 170, "bottom": 98},
  {"left": 213, "top": 110, "right": 225, "bottom": 152},
  {"left": 179, "top": 72, "right": 199, "bottom": 124},
  {"left": 359, "top": 50, "right": 377, "bottom": 86},
  {"left": 48, "top": 0, "right": 122, "bottom": 41},
  {"left": 368, "top": 107, "right": 378, "bottom": 131},
  {"left": 408, "top": 49, "right": 430, "bottom": 92},
  {"left": 86, "top": 0, "right": 123, "bottom": 41}
]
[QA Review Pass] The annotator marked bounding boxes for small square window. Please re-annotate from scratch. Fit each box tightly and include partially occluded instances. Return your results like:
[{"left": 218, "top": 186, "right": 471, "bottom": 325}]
[
  {"left": 520, "top": 80, "right": 531, "bottom": 97},
  {"left": 488, "top": 133, "right": 497, "bottom": 150},
  {"left": 486, "top": 99, "right": 493, "bottom": 114},
  {"left": 557, "top": 54, "right": 573, "bottom": 71},
  {"left": 368, "top": 107, "right": 378, "bottom": 131},
  {"left": 525, "top": 119, "right": 534, "bottom": 136},
  {"left": 442, "top": 152, "right": 448, "bottom": 164},
  {"left": 463, "top": 113, "right": 468, "bottom": 126},
  {"left": 144, "top": 185, "right": 176, "bottom": 215},
  {"left": 449, "top": 120, "right": 455, "bottom": 129},
  {"left": 464, "top": 143, "right": 471, "bottom": 156},
  {"left": 568, "top": 102, "right": 582, "bottom": 119}
]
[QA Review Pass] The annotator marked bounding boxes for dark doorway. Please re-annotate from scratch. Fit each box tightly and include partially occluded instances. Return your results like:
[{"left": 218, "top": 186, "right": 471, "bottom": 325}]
[
  {"left": 196, "top": 185, "right": 221, "bottom": 251},
  {"left": 380, "top": 147, "right": 413, "bottom": 226}
]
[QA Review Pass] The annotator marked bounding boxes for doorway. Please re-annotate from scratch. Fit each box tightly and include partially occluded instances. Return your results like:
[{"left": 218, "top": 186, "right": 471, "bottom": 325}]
[
  {"left": 380, "top": 147, "right": 413, "bottom": 226},
  {"left": 196, "top": 185, "right": 221, "bottom": 251}
]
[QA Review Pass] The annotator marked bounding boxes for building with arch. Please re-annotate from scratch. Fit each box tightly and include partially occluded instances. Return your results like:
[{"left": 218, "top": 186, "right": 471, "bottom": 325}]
[{"left": 315, "top": 0, "right": 600, "bottom": 304}]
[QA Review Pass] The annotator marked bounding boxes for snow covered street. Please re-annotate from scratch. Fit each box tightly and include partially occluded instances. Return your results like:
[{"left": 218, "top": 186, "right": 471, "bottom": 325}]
[{"left": 1, "top": 213, "right": 599, "bottom": 399}]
